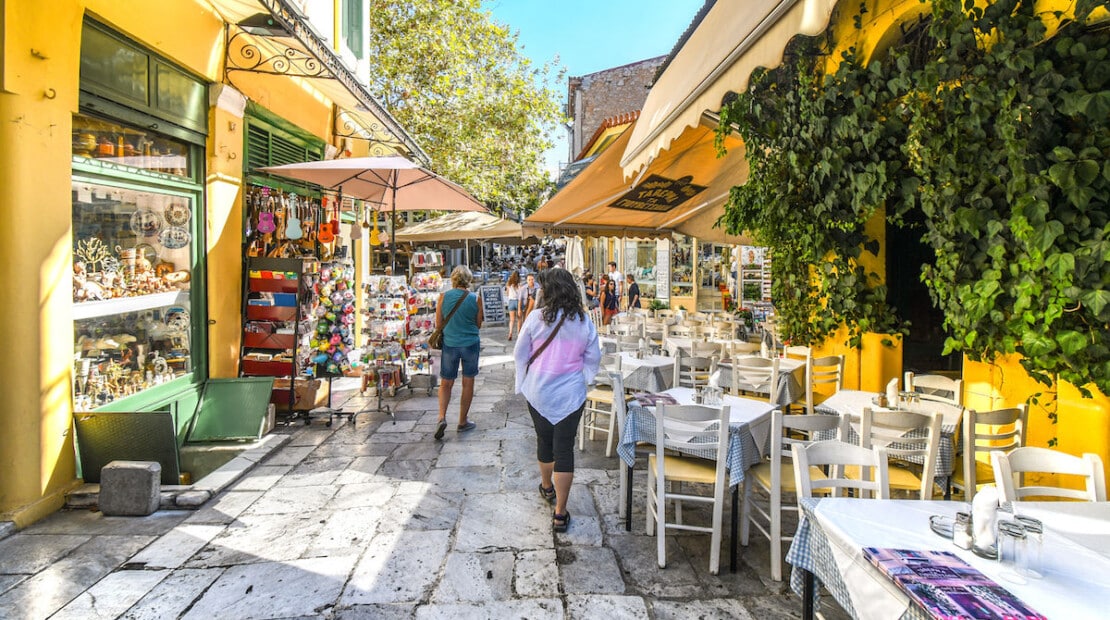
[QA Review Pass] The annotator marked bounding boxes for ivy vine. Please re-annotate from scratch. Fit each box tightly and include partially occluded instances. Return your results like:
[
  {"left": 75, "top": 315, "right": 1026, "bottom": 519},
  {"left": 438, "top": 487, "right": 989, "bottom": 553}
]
[{"left": 717, "top": 0, "right": 1110, "bottom": 394}]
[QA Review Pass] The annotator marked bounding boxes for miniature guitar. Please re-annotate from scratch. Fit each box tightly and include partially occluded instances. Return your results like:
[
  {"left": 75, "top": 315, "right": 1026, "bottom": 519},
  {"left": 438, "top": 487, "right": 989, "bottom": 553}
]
[
  {"left": 348, "top": 202, "right": 363, "bottom": 240},
  {"left": 317, "top": 197, "right": 336, "bottom": 243},
  {"left": 369, "top": 209, "right": 382, "bottom": 246},
  {"left": 257, "top": 193, "right": 277, "bottom": 234},
  {"left": 285, "top": 193, "right": 303, "bottom": 240},
  {"left": 329, "top": 199, "right": 341, "bottom": 234}
]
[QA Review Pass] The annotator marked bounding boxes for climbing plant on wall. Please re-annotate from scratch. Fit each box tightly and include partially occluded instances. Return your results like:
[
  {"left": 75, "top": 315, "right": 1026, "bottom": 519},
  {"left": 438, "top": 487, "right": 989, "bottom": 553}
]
[{"left": 717, "top": 0, "right": 1110, "bottom": 394}]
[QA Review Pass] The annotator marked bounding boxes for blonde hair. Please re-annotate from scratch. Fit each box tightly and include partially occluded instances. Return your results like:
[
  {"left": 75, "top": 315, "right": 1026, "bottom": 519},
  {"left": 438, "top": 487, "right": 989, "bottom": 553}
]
[{"left": 450, "top": 265, "right": 473, "bottom": 288}]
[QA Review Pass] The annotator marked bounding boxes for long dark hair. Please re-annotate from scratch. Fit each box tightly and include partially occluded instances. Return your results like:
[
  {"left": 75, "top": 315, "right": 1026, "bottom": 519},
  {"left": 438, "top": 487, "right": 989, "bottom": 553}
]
[
  {"left": 539, "top": 268, "right": 585, "bottom": 324},
  {"left": 506, "top": 271, "right": 520, "bottom": 288}
]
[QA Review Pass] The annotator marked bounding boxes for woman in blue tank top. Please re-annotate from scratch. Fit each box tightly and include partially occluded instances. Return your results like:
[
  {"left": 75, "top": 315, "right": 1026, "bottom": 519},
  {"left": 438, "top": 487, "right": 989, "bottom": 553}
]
[{"left": 434, "top": 265, "right": 483, "bottom": 440}]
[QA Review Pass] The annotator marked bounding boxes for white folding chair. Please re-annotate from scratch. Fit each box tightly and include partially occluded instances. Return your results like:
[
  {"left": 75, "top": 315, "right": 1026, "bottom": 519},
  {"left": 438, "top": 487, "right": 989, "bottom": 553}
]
[
  {"left": 854, "top": 408, "right": 942, "bottom": 500},
  {"left": 792, "top": 440, "right": 891, "bottom": 500},
  {"left": 581, "top": 353, "right": 624, "bottom": 456},
  {"left": 742, "top": 409, "right": 847, "bottom": 581},
  {"left": 803, "top": 354, "right": 845, "bottom": 415},
  {"left": 904, "top": 371, "right": 963, "bottom": 406},
  {"left": 991, "top": 446, "right": 1106, "bottom": 502},
  {"left": 646, "top": 403, "right": 732, "bottom": 574},
  {"left": 672, "top": 351, "right": 716, "bottom": 390},
  {"left": 952, "top": 405, "right": 1026, "bottom": 502},
  {"left": 730, "top": 355, "right": 779, "bottom": 402}
]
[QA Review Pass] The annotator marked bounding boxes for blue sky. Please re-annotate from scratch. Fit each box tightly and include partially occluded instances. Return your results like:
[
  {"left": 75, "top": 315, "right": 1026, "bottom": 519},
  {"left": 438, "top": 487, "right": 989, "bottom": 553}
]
[{"left": 484, "top": 0, "right": 706, "bottom": 174}]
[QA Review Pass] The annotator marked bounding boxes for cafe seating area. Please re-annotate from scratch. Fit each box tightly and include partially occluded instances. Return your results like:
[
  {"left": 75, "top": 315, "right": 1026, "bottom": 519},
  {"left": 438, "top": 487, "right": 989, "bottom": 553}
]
[{"left": 577, "top": 306, "right": 1110, "bottom": 618}]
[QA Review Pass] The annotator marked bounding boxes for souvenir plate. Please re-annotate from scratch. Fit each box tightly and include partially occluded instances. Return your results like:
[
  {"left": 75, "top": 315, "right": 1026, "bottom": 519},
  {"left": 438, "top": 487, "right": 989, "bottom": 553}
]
[
  {"left": 164, "top": 202, "right": 191, "bottom": 227},
  {"left": 129, "top": 209, "right": 163, "bottom": 237},
  {"left": 158, "top": 225, "right": 191, "bottom": 249}
]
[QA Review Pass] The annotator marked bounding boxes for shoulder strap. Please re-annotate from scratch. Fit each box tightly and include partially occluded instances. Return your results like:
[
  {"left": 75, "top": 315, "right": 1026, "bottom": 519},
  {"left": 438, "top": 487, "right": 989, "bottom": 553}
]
[
  {"left": 441, "top": 290, "right": 467, "bottom": 327},
  {"left": 526, "top": 313, "right": 568, "bottom": 372}
]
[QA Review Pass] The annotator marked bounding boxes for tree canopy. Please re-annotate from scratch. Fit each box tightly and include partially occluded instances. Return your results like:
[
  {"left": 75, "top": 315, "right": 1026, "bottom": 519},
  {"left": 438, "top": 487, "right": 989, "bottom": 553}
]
[{"left": 367, "top": 0, "right": 564, "bottom": 214}]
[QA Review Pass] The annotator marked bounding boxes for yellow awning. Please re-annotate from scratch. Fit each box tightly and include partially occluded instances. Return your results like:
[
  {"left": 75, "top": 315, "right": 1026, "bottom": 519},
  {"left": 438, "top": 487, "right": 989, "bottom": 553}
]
[
  {"left": 620, "top": 0, "right": 838, "bottom": 176},
  {"left": 525, "top": 119, "right": 751, "bottom": 244},
  {"left": 206, "top": 0, "right": 427, "bottom": 163}
]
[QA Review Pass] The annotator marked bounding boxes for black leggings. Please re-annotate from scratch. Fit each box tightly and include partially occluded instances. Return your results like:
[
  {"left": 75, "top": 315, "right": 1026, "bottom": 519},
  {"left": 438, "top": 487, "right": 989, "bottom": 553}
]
[{"left": 527, "top": 401, "right": 584, "bottom": 473}]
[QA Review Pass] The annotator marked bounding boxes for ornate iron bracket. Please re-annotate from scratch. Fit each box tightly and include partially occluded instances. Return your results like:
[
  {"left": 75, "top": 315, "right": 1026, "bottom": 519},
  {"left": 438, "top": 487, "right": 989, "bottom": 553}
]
[{"left": 226, "top": 28, "right": 329, "bottom": 79}]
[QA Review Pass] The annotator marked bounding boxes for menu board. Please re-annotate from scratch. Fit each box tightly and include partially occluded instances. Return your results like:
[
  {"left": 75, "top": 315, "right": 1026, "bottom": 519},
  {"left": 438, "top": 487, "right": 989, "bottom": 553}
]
[
  {"left": 655, "top": 238, "right": 670, "bottom": 300},
  {"left": 479, "top": 285, "right": 505, "bottom": 325}
]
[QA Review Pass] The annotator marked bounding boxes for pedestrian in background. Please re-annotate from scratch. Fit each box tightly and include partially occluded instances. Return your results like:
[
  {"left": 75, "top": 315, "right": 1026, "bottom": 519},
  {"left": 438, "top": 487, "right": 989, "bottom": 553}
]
[
  {"left": 523, "top": 272, "right": 540, "bottom": 316},
  {"left": 504, "top": 270, "right": 523, "bottom": 341},
  {"left": 583, "top": 273, "right": 598, "bottom": 309},
  {"left": 601, "top": 277, "right": 619, "bottom": 325},
  {"left": 607, "top": 261, "right": 624, "bottom": 300},
  {"left": 514, "top": 268, "right": 600, "bottom": 533},
  {"left": 626, "top": 274, "right": 641, "bottom": 310},
  {"left": 434, "top": 265, "right": 483, "bottom": 440}
]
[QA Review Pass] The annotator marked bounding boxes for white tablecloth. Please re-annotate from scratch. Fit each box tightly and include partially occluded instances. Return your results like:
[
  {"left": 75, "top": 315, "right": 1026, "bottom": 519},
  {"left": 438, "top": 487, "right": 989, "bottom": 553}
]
[
  {"left": 595, "top": 352, "right": 674, "bottom": 393},
  {"left": 788, "top": 498, "right": 1110, "bottom": 619}
]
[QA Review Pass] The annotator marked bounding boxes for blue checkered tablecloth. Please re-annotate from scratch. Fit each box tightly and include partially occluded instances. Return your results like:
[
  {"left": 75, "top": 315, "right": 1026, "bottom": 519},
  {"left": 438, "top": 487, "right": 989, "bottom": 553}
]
[
  {"left": 711, "top": 358, "right": 805, "bottom": 407},
  {"left": 615, "top": 390, "right": 774, "bottom": 488}
]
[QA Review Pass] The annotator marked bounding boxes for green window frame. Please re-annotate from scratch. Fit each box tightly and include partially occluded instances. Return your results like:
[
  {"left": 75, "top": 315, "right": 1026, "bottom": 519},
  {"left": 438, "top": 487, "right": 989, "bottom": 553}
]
[{"left": 342, "top": 0, "right": 365, "bottom": 59}]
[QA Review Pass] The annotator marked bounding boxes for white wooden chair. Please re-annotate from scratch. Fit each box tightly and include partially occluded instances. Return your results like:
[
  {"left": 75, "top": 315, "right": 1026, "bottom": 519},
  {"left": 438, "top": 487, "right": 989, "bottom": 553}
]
[
  {"left": 783, "top": 345, "right": 811, "bottom": 362},
  {"left": 689, "top": 339, "right": 721, "bottom": 359},
  {"left": 672, "top": 351, "right": 716, "bottom": 390},
  {"left": 646, "top": 402, "right": 732, "bottom": 574},
  {"left": 721, "top": 340, "right": 761, "bottom": 362},
  {"left": 802, "top": 354, "right": 845, "bottom": 415},
  {"left": 991, "top": 447, "right": 1106, "bottom": 502},
  {"left": 792, "top": 440, "right": 890, "bottom": 500},
  {"left": 654, "top": 309, "right": 676, "bottom": 321},
  {"left": 853, "top": 408, "right": 943, "bottom": 500},
  {"left": 743, "top": 410, "right": 847, "bottom": 581},
  {"left": 580, "top": 353, "right": 624, "bottom": 456},
  {"left": 952, "top": 405, "right": 1026, "bottom": 502},
  {"left": 730, "top": 355, "right": 779, "bottom": 401},
  {"left": 904, "top": 371, "right": 963, "bottom": 406},
  {"left": 615, "top": 335, "right": 643, "bottom": 353},
  {"left": 609, "top": 371, "right": 646, "bottom": 530}
]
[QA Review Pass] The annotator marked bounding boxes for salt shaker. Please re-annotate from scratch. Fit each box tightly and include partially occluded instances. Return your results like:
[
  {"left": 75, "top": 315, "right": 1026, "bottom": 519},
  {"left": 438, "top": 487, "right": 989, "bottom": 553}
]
[
  {"left": 953, "top": 512, "right": 973, "bottom": 550},
  {"left": 1014, "top": 515, "right": 1044, "bottom": 578}
]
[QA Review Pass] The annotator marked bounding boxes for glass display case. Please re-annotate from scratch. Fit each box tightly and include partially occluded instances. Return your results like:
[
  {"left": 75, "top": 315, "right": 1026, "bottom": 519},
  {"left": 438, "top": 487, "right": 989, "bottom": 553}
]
[
  {"left": 72, "top": 114, "right": 193, "bottom": 178},
  {"left": 72, "top": 180, "right": 195, "bottom": 410},
  {"left": 623, "top": 240, "right": 657, "bottom": 299},
  {"left": 697, "top": 243, "right": 729, "bottom": 311}
]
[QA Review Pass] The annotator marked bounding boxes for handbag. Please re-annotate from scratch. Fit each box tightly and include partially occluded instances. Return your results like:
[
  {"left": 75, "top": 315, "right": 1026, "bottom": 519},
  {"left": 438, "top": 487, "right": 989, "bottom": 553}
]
[
  {"left": 526, "top": 313, "right": 568, "bottom": 372},
  {"left": 429, "top": 292, "right": 467, "bottom": 350}
]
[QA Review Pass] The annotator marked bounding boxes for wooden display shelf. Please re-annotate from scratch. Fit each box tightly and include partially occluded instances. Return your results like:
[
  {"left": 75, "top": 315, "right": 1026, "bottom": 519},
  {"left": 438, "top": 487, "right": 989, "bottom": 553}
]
[
  {"left": 246, "top": 305, "right": 297, "bottom": 321},
  {"left": 249, "top": 278, "right": 299, "bottom": 294},
  {"left": 243, "top": 331, "right": 296, "bottom": 350},
  {"left": 241, "top": 359, "right": 294, "bottom": 376}
]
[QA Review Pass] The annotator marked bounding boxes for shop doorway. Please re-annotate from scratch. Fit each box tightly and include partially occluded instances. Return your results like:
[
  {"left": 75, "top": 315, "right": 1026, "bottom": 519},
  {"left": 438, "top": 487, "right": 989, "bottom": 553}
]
[{"left": 886, "top": 211, "right": 960, "bottom": 373}]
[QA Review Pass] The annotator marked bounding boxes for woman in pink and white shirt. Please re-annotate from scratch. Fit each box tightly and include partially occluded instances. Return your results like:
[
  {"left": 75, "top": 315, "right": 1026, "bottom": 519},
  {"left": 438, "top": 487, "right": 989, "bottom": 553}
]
[{"left": 513, "top": 268, "right": 600, "bottom": 532}]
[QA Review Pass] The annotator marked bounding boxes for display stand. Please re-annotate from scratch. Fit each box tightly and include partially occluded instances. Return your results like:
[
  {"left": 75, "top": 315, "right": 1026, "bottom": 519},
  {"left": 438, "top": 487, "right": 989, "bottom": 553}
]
[
  {"left": 240, "top": 256, "right": 319, "bottom": 425},
  {"left": 352, "top": 274, "right": 413, "bottom": 422},
  {"left": 407, "top": 270, "right": 443, "bottom": 395}
]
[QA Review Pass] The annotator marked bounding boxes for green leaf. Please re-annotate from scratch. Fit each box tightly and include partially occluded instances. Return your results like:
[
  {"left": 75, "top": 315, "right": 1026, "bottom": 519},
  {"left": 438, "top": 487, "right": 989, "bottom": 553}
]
[
  {"left": 1081, "top": 289, "right": 1110, "bottom": 318},
  {"left": 1056, "top": 330, "right": 1087, "bottom": 356}
]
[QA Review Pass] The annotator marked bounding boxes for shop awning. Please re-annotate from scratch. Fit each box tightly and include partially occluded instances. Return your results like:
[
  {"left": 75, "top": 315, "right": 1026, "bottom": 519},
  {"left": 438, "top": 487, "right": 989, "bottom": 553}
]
[
  {"left": 206, "top": 0, "right": 428, "bottom": 164},
  {"left": 524, "top": 119, "right": 751, "bottom": 244},
  {"left": 395, "top": 211, "right": 536, "bottom": 246},
  {"left": 620, "top": 0, "right": 838, "bottom": 176}
]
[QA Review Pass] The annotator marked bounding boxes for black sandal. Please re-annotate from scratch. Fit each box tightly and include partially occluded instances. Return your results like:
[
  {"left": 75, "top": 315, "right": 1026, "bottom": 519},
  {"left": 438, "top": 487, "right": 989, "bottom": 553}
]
[
  {"left": 553, "top": 511, "right": 570, "bottom": 532},
  {"left": 538, "top": 483, "right": 556, "bottom": 504}
]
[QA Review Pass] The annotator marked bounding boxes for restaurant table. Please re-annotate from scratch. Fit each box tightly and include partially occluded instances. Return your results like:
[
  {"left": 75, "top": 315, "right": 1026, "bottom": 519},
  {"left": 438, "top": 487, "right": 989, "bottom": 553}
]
[
  {"left": 787, "top": 497, "right": 1110, "bottom": 619},
  {"left": 662, "top": 335, "right": 731, "bottom": 357},
  {"left": 815, "top": 390, "right": 963, "bottom": 486},
  {"left": 615, "top": 386, "right": 780, "bottom": 570},
  {"left": 595, "top": 351, "right": 674, "bottom": 393},
  {"left": 710, "top": 357, "right": 806, "bottom": 407}
]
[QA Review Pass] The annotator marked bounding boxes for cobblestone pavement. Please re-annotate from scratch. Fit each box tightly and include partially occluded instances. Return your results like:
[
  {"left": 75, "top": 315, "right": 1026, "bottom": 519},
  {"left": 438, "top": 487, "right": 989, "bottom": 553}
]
[{"left": 0, "top": 325, "right": 849, "bottom": 619}]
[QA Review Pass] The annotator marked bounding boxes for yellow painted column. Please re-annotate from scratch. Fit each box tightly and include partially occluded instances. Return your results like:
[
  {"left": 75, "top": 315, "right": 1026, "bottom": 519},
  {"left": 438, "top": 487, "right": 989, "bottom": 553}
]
[
  {"left": 0, "top": 0, "right": 84, "bottom": 524},
  {"left": 206, "top": 85, "right": 248, "bottom": 378}
]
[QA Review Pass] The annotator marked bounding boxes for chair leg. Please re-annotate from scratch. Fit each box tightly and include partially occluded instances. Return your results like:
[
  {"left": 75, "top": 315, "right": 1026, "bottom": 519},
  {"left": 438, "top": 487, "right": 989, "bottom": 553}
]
[
  {"left": 673, "top": 481, "right": 683, "bottom": 525},
  {"left": 646, "top": 465, "right": 656, "bottom": 537},
  {"left": 740, "top": 478, "right": 752, "bottom": 545},
  {"left": 709, "top": 490, "right": 724, "bottom": 575},
  {"left": 625, "top": 462, "right": 634, "bottom": 532},
  {"left": 604, "top": 408, "right": 617, "bottom": 458},
  {"left": 770, "top": 483, "right": 782, "bottom": 582}
]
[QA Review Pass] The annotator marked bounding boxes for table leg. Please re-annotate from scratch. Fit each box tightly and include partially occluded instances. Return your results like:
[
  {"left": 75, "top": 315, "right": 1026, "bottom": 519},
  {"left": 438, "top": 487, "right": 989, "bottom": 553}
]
[
  {"left": 803, "top": 568, "right": 816, "bottom": 620},
  {"left": 730, "top": 485, "right": 739, "bottom": 573},
  {"left": 625, "top": 461, "right": 634, "bottom": 532}
]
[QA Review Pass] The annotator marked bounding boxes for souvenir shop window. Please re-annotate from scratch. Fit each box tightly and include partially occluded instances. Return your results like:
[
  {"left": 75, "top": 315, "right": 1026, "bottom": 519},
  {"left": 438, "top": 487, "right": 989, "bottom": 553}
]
[
  {"left": 72, "top": 180, "right": 194, "bottom": 410},
  {"left": 73, "top": 113, "right": 193, "bottom": 179},
  {"left": 623, "top": 240, "right": 657, "bottom": 299},
  {"left": 670, "top": 234, "right": 694, "bottom": 298}
]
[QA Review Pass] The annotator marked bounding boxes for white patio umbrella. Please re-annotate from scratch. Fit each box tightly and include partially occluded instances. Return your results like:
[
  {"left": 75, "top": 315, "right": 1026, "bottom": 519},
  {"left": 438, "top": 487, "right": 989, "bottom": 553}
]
[
  {"left": 259, "top": 156, "right": 487, "bottom": 270},
  {"left": 565, "top": 236, "right": 585, "bottom": 275}
]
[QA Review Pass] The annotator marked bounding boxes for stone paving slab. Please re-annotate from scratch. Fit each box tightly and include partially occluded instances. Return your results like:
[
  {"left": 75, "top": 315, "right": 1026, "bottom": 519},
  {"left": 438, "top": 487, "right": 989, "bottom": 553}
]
[
  {"left": 340, "top": 529, "right": 450, "bottom": 605},
  {"left": 432, "top": 551, "right": 515, "bottom": 602},
  {"left": 566, "top": 594, "right": 650, "bottom": 619},
  {"left": 119, "top": 568, "right": 222, "bottom": 620},
  {"left": 52, "top": 568, "right": 170, "bottom": 620},
  {"left": 413, "top": 598, "right": 563, "bottom": 620},
  {"left": 182, "top": 556, "right": 356, "bottom": 620}
]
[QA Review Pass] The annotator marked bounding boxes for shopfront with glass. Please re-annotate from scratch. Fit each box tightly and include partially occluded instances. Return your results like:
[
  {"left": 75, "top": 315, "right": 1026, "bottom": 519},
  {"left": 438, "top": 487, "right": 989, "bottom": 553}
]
[{"left": 71, "top": 19, "right": 208, "bottom": 415}]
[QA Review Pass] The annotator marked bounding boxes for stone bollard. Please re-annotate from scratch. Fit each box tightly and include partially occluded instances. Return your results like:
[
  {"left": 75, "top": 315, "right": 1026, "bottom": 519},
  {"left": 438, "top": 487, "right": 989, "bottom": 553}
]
[{"left": 99, "top": 460, "right": 161, "bottom": 516}]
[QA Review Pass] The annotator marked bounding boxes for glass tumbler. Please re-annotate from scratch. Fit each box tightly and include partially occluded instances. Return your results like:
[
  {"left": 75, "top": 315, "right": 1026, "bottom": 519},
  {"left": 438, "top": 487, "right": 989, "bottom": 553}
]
[
  {"left": 997, "top": 520, "right": 1028, "bottom": 584},
  {"left": 1014, "top": 515, "right": 1044, "bottom": 578}
]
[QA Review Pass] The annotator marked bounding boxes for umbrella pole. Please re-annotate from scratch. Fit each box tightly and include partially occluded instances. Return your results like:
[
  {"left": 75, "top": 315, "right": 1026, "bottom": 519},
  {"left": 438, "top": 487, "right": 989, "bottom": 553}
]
[{"left": 389, "top": 177, "right": 397, "bottom": 274}]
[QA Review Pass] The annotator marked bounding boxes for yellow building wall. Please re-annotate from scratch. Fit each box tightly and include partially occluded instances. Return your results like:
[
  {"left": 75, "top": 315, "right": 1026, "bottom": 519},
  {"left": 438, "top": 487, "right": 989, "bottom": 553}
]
[{"left": 0, "top": 0, "right": 345, "bottom": 524}]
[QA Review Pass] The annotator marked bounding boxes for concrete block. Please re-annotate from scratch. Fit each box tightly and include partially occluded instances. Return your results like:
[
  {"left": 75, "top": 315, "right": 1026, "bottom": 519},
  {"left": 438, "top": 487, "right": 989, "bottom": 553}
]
[{"left": 99, "top": 460, "right": 161, "bottom": 516}]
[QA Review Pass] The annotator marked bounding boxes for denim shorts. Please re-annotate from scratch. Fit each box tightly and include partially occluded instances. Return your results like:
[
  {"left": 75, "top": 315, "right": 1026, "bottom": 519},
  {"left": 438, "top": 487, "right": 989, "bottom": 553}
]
[
  {"left": 440, "top": 342, "right": 480, "bottom": 380},
  {"left": 507, "top": 299, "right": 519, "bottom": 311}
]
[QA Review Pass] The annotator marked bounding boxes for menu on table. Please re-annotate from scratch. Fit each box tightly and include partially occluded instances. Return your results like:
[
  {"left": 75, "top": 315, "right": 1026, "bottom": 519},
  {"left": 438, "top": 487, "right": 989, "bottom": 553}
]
[{"left": 863, "top": 548, "right": 1044, "bottom": 620}]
